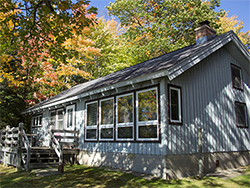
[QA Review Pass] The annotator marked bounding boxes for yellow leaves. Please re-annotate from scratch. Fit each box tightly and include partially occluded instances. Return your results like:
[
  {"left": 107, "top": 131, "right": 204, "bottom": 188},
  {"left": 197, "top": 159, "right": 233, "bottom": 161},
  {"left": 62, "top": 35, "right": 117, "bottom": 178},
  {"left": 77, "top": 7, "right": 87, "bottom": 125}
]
[
  {"left": 217, "top": 11, "right": 250, "bottom": 50},
  {"left": 57, "top": 63, "right": 91, "bottom": 83}
]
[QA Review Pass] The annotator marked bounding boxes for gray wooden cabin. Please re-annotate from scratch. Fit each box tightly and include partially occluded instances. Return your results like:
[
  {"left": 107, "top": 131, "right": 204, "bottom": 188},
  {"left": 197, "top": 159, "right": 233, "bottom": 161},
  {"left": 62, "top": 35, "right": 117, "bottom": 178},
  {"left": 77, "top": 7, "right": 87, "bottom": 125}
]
[{"left": 22, "top": 23, "right": 250, "bottom": 178}]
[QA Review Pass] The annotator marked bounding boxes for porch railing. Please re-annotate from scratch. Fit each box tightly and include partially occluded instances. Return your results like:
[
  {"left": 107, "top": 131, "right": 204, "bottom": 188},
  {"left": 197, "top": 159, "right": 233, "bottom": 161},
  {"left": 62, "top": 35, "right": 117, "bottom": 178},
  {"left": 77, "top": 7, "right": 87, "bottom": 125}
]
[{"left": 0, "top": 123, "right": 30, "bottom": 171}]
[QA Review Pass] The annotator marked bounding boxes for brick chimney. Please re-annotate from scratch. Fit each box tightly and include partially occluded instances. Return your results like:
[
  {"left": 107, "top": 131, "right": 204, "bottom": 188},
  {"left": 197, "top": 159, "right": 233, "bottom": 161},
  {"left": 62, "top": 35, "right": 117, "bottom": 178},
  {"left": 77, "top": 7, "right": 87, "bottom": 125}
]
[{"left": 195, "top": 20, "right": 216, "bottom": 44}]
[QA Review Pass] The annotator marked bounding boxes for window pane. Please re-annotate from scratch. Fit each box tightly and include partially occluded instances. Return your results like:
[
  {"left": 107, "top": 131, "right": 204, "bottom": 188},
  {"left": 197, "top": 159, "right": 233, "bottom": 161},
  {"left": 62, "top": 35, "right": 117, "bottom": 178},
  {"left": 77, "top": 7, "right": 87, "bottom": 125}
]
[
  {"left": 58, "top": 110, "right": 63, "bottom": 120},
  {"left": 171, "top": 89, "right": 179, "bottom": 121},
  {"left": 50, "top": 112, "right": 56, "bottom": 129},
  {"left": 86, "top": 129, "right": 97, "bottom": 139},
  {"left": 67, "top": 109, "right": 73, "bottom": 128},
  {"left": 139, "top": 125, "right": 157, "bottom": 138},
  {"left": 118, "top": 95, "right": 133, "bottom": 123},
  {"left": 232, "top": 66, "right": 242, "bottom": 89},
  {"left": 39, "top": 116, "right": 42, "bottom": 126},
  {"left": 87, "top": 103, "right": 97, "bottom": 126},
  {"left": 58, "top": 121, "right": 63, "bottom": 130},
  {"left": 100, "top": 128, "right": 113, "bottom": 139},
  {"left": 236, "top": 103, "right": 247, "bottom": 127},
  {"left": 57, "top": 110, "right": 64, "bottom": 130},
  {"left": 101, "top": 99, "right": 114, "bottom": 125},
  {"left": 138, "top": 89, "right": 157, "bottom": 121},
  {"left": 118, "top": 127, "right": 133, "bottom": 139}
]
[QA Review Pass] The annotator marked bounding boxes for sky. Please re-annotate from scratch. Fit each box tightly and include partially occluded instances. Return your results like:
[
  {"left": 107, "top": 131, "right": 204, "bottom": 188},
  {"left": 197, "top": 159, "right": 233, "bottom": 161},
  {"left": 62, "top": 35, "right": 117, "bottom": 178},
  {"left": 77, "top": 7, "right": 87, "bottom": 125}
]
[{"left": 89, "top": 0, "right": 250, "bottom": 33}]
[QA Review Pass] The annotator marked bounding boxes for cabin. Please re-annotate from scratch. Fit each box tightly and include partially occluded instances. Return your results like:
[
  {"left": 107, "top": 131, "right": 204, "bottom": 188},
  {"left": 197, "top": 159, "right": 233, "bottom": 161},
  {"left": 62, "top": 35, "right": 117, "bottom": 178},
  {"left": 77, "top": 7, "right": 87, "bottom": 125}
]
[{"left": 17, "top": 22, "right": 250, "bottom": 178}]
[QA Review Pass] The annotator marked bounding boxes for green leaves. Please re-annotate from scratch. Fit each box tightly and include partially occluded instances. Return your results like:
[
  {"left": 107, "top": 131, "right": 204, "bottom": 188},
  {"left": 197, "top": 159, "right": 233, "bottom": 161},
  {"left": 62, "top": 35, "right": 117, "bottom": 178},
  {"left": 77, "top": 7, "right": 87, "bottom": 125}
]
[{"left": 107, "top": 0, "right": 222, "bottom": 61}]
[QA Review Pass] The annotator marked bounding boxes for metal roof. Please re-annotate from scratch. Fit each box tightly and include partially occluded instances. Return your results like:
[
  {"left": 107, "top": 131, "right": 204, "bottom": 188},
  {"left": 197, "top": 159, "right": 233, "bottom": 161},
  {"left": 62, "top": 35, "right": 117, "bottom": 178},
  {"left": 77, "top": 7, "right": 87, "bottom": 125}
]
[{"left": 22, "top": 30, "right": 249, "bottom": 114}]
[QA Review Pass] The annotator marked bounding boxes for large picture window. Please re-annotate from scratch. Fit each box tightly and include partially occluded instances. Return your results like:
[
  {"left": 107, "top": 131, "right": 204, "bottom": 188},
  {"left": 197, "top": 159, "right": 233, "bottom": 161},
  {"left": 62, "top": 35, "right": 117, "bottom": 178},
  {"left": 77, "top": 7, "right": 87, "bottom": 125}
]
[
  {"left": 169, "top": 85, "right": 182, "bottom": 124},
  {"left": 85, "top": 101, "right": 98, "bottom": 140},
  {"left": 235, "top": 102, "right": 248, "bottom": 128},
  {"left": 136, "top": 88, "right": 158, "bottom": 141},
  {"left": 100, "top": 98, "right": 114, "bottom": 140},
  {"left": 84, "top": 86, "right": 160, "bottom": 142},
  {"left": 231, "top": 64, "right": 243, "bottom": 90},
  {"left": 116, "top": 93, "right": 134, "bottom": 140}
]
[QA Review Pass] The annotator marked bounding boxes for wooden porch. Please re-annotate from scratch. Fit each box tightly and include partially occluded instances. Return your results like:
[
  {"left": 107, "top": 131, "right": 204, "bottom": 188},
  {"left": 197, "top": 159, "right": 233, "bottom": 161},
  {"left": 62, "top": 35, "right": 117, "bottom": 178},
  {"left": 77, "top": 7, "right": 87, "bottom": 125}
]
[{"left": 0, "top": 123, "right": 79, "bottom": 171}]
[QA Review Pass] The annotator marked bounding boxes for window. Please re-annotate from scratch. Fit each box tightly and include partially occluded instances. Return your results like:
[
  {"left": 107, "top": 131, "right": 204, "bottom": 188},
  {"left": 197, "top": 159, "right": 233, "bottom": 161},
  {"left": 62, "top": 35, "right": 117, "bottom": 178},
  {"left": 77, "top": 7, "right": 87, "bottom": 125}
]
[
  {"left": 116, "top": 93, "right": 134, "bottom": 140},
  {"left": 231, "top": 64, "right": 243, "bottom": 90},
  {"left": 85, "top": 101, "right": 98, "bottom": 140},
  {"left": 32, "top": 115, "right": 43, "bottom": 127},
  {"left": 84, "top": 86, "right": 160, "bottom": 142},
  {"left": 65, "top": 105, "right": 75, "bottom": 131},
  {"left": 136, "top": 88, "right": 158, "bottom": 141},
  {"left": 169, "top": 85, "right": 182, "bottom": 124},
  {"left": 100, "top": 98, "right": 114, "bottom": 140},
  {"left": 49, "top": 111, "right": 56, "bottom": 129},
  {"left": 57, "top": 109, "right": 64, "bottom": 130},
  {"left": 235, "top": 102, "right": 248, "bottom": 128}
]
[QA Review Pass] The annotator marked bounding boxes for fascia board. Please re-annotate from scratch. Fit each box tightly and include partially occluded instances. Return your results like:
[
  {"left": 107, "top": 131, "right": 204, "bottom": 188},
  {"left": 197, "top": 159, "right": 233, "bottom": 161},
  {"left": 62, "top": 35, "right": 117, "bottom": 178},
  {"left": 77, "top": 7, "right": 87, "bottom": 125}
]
[{"left": 25, "top": 69, "right": 169, "bottom": 113}]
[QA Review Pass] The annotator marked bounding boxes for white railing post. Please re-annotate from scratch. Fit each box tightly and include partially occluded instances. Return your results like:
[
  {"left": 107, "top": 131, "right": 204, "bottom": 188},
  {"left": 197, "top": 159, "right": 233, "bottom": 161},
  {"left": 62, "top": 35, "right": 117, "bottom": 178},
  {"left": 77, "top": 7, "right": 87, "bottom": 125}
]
[
  {"left": 16, "top": 123, "right": 23, "bottom": 171},
  {"left": 19, "top": 122, "right": 31, "bottom": 171}
]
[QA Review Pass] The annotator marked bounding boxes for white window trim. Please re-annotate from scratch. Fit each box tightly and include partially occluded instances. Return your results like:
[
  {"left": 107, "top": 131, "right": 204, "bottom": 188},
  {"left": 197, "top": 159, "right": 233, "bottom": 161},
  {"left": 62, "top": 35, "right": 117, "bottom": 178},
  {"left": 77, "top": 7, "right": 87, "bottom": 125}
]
[
  {"left": 32, "top": 114, "right": 43, "bottom": 127},
  {"left": 85, "top": 101, "right": 98, "bottom": 141},
  {"left": 116, "top": 93, "right": 134, "bottom": 141},
  {"left": 65, "top": 104, "right": 75, "bottom": 131},
  {"left": 49, "top": 110, "right": 56, "bottom": 130},
  {"left": 56, "top": 109, "right": 64, "bottom": 130},
  {"left": 136, "top": 87, "right": 159, "bottom": 141},
  {"left": 169, "top": 86, "right": 182, "bottom": 124},
  {"left": 99, "top": 97, "right": 114, "bottom": 141}
]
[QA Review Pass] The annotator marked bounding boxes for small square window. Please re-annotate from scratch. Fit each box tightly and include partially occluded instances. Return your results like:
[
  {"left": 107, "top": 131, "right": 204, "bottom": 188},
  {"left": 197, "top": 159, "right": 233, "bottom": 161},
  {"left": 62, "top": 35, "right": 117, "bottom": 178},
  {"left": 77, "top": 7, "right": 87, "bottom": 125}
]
[
  {"left": 235, "top": 102, "right": 248, "bottom": 128},
  {"left": 231, "top": 64, "right": 243, "bottom": 90}
]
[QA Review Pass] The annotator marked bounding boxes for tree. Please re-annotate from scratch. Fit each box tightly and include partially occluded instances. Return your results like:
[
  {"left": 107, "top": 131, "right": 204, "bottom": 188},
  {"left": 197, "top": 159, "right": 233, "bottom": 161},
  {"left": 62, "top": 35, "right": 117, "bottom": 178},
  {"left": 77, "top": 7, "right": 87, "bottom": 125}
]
[
  {"left": 107, "top": 0, "right": 223, "bottom": 62},
  {"left": 0, "top": 0, "right": 98, "bottom": 127},
  {"left": 217, "top": 11, "right": 250, "bottom": 51},
  {"left": 85, "top": 17, "right": 137, "bottom": 78}
]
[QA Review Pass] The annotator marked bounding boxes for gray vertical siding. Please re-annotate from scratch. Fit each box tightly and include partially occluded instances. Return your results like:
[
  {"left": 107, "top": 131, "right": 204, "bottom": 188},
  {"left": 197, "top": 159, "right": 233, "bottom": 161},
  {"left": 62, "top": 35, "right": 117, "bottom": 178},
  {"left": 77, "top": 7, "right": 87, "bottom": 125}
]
[
  {"left": 167, "top": 48, "right": 250, "bottom": 154},
  {"left": 76, "top": 47, "right": 250, "bottom": 156},
  {"left": 78, "top": 79, "right": 167, "bottom": 156}
]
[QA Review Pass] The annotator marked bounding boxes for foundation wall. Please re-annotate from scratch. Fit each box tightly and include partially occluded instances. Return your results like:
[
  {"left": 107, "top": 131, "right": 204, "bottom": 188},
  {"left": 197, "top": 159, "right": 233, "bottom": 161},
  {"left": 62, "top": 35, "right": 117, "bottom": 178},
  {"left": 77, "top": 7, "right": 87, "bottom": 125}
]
[{"left": 77, "top": 150, "right": 250, "bottom": 179}]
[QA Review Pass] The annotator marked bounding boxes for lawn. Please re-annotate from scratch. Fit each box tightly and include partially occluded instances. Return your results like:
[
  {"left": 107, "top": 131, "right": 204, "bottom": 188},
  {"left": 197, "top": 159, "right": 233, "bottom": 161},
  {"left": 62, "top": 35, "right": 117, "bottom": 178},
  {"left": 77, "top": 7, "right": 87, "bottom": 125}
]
[{"left": 0, "top": 164, "right": 249, "bottom": 188}]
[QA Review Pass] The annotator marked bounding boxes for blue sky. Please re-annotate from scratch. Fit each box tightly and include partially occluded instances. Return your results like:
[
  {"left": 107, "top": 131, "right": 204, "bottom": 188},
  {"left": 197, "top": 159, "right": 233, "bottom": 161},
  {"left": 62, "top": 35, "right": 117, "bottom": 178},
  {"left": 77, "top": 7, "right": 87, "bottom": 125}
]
[{"left": 89, "top": 0, "right": 250, "bottom": 33}]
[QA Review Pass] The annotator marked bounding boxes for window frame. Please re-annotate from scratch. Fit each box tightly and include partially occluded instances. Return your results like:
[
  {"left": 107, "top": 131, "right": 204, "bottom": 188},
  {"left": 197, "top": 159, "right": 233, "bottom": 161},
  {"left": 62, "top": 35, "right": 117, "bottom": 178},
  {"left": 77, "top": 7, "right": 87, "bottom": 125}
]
[
  {"left": 65, "top": 104, "right": 75, "bottom": 131},
  {"left": 85, "top": 101, "right": 98, "bottom": 141},
  {"left": 136, "top": 87, "right": 159, "bottom": 141},
  {"left": 49, "top": 110, "right": 56, "bottom": 130},
  {"left": 56, "top": 108, "right": 64, "bottom": 130},
  {"left": 99, "top": 97, "right": 114, "bottom": 141},
  {"left": 32, "top": 114, "right": 43, "bottom": 128},
  {"left": 116, "top": 93, "right": 134, "bottom": 141},
  {"left": 231, "top": 64, "right": 243, "bottom": 91},
  {"left": 168, "top": 85, "right": 182, "bottom": 125},
  {"left": 235, "top": 101, "right": 248, "bottom": 128}
]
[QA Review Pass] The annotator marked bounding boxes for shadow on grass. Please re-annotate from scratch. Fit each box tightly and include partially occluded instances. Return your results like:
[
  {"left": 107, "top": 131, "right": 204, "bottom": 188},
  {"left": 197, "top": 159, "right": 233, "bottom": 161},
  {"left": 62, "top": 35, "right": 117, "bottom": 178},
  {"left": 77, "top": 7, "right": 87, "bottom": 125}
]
[
  {"left": 1, "top": 165, "right": 250, "bottom": 188},
  {"left": 229, "top": 174, "right": 250, "bottom": 187}
]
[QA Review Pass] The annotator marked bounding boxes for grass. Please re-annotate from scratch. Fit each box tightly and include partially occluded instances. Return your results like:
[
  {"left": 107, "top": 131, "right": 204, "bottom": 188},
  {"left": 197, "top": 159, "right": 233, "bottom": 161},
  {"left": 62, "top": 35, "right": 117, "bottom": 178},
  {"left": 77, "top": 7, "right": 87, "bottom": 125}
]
[{"left": 0, "top": 164, "right": 249, "bottom": 188}]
